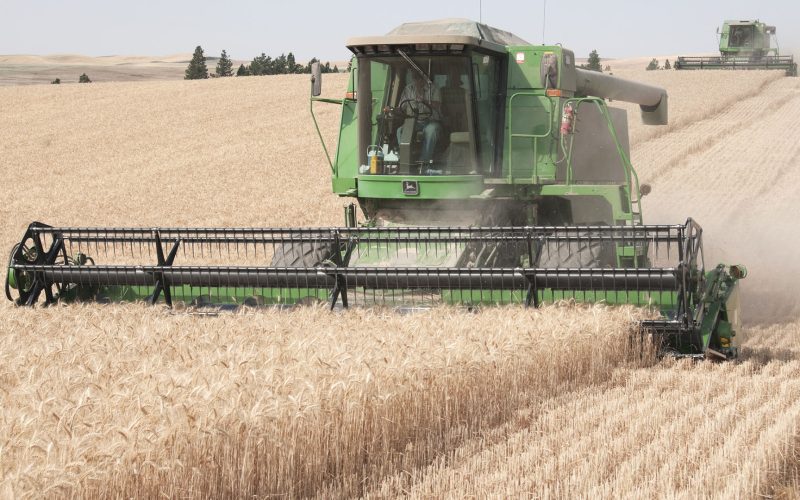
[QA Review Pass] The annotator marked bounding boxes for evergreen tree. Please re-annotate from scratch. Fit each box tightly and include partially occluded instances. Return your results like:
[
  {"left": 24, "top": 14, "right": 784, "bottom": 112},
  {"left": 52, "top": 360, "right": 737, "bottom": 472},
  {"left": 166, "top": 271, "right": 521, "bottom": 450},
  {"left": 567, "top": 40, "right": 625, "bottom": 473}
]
[
  {"left": 286, "top": 52, "right": 302, "bottom": 74},
  {"left": 273, "top": 53, "right": 287, "bottom": 74},
  {"left": 51, "top": 78, "right": 61, "bottom": 84},
  {"left": 79, "top": 73, "right": 91, "bottom": 83},
  {"left": 646, "top": 58, "right": 660, "bottom": 71},
  {"left": 215, "top": 49, "right": 233, "bottom": 77},
  {"left": 250, "top": 55, "right": 263, "bottom": 75},
  {"left": 664, "top": 59, "right": 672, "bottom": 70},
  {"left": 250, "top": 53, "right": 272, "bottom": 75},
  {"left": 323, "top": 62, "right": 332, "bottom": 73},
  {"left": 236, "top": 64, "right": 250, "bottom": 76},
  {"left": 586, "top": 50, "right": 602, "bottom": 72},
  {"left": 185, "top": 45, "right": 209, "bottom": 80},
  {"left": 333, "top": 65, "right": 339, "bottom": 73}
]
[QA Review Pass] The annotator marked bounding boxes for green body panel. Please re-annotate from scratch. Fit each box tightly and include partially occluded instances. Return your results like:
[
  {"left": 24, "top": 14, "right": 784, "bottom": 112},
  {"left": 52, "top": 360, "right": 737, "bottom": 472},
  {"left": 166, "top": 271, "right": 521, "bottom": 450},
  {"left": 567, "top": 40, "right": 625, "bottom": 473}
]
[
  {"left": 332, "top": 177, "right": 357, "bottom": 194},
  {"left": 503, "top": 46, "right": 561, "bottom": 183},
  {"left": 507, "top": 92, "right": 556, "bottom": 182},
  {"left": 695, "top": 264, "right": 747, "bottom": 358},
  {"left": 333, "top": 99, "right": 358, "bottom": 178},
  {"left": 506, "top": 46, "right": 546, "bottom": 89},
  {"left": 357, "top": 175, "right": 484, "bottom": 199}
]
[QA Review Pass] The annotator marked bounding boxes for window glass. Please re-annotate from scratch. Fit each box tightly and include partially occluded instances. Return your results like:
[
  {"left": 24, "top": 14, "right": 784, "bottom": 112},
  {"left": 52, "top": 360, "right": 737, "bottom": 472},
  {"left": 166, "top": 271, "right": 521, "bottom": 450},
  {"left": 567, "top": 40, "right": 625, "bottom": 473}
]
[{"left": 361, "top": 55, "right": 474, "bottom": 174}]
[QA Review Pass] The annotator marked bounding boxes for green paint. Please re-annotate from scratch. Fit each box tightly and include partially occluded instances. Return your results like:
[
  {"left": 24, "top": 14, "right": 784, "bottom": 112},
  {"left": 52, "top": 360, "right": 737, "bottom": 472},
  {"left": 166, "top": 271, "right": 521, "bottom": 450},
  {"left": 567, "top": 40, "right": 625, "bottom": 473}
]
[{"left": 357, "top": 175, "right": 484, "bottom": 199}]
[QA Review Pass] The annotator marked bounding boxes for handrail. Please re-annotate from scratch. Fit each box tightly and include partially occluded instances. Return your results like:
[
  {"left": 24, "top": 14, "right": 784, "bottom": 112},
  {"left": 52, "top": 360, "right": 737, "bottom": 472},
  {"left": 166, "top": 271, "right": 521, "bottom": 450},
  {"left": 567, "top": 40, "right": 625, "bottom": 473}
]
[
  {"left": 309, "top": 72, "right": 345, "bottom": 173},
  {"left": 563, "top": 97, "right": 644, "bottom": 225},
  {"left": 507, "top": 92, "right": 554, "bottom": 184}
]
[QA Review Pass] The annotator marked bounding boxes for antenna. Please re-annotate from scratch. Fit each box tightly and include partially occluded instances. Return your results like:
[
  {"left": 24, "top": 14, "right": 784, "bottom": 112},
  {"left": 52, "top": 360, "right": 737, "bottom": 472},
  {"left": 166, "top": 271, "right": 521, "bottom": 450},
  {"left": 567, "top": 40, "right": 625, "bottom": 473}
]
[
  {"left": 542, "top": 0, "right": 547, "bottom": 44},
  {"left": 479, "top": 0, "right": 482, "bottom": 23}
]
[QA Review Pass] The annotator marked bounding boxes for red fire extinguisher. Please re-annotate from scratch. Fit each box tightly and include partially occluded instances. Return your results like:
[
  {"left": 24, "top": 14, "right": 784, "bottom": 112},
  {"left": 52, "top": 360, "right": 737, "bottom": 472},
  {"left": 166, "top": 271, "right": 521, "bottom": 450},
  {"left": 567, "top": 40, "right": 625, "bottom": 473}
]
[{"left": 560, "top": 103, "right": 575, "bottom": 135}]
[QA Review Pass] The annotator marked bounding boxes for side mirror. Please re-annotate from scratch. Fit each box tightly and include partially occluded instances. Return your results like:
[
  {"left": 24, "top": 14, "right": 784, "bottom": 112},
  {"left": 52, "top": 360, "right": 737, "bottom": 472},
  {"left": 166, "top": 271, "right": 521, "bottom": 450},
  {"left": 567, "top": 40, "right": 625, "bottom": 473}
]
[
  {"left": 639, "top": 183, "right": 652, "bottom": 197},
  {"left": 311, "top": 62, "right": 322, "bottom": 97}
]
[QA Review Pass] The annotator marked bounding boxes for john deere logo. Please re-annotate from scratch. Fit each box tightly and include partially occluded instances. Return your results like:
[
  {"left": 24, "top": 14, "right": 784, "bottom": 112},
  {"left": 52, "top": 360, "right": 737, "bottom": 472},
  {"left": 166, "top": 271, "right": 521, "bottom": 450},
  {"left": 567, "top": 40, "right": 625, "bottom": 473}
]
[{"left": 402, "top": 180, "right": 419, "bottom": 196}]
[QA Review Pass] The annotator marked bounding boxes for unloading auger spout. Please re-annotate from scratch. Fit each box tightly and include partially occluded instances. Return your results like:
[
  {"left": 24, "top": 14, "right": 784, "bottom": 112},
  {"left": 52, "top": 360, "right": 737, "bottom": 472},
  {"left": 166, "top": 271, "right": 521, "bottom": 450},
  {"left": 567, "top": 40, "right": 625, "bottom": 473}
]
[{"left": 574, "top": 68, "right": 668, "bottom": 125}]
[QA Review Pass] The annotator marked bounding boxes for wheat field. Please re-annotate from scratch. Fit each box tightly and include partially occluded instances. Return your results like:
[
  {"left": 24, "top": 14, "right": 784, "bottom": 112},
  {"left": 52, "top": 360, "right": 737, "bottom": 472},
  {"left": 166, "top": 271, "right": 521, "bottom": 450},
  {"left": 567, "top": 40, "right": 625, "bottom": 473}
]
[
  {"left": 1, "top": 62, "right": 800, "bottom": 498},
  {"left": 0, "top": 305, "right": 649, "bottom": 498},
  {"left": 369, "top": 321, "right": 800, "bottom": 498}
]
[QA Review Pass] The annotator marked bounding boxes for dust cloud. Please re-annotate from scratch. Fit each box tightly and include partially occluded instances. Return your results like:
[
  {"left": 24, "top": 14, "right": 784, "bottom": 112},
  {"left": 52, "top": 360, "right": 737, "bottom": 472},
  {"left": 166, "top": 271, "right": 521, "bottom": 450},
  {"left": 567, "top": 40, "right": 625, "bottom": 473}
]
[
  {"left": 634, "top": 73, "right": 800, "bottom": 327},
  {"left": 705, "top": 212, "right": 800, "bottom": 325},
  {"left": 645, "top": 181, "right": 800, "bottom": 326}
]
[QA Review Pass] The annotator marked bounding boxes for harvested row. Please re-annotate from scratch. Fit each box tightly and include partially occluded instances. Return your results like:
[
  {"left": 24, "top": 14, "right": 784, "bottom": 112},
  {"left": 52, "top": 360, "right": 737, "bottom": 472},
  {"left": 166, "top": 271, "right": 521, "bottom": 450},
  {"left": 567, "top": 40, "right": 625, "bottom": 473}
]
[
  {"left": 0, "top": 304, "right": 651, "bottom": 498},
  {"left": 612, "top": 69, "right": 781, "bottom": 146},
  {"left": 370, "top": 321, "right": 800, "bottom": 498},
  {"left": 632, "top": 76, "right": 798, "bottom": 187}
]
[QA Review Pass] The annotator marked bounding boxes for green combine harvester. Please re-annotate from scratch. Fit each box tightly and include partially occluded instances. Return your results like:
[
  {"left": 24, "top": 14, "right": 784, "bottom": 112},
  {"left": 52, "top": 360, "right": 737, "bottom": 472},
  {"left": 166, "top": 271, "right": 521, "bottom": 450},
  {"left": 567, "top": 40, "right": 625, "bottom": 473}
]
[
  {"left": 6, "top": 20, "right": 746, "bottom": 359},
  {"left": 676, "top": 20, "right": 797, "bottom": 76}
]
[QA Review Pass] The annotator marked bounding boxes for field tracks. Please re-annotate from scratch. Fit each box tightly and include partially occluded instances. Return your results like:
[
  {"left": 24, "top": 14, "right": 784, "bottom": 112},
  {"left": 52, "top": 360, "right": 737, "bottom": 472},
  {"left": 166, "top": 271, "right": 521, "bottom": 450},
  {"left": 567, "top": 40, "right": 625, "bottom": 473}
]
[
  {"left": 632, "top": 72, "right": 781, "bottom": 147},
  {"left": 639, "top": 76, "right": 798, "bottom": 184},
  {"left": 368, "top": 344, "right": 800, "bottom": 498}
]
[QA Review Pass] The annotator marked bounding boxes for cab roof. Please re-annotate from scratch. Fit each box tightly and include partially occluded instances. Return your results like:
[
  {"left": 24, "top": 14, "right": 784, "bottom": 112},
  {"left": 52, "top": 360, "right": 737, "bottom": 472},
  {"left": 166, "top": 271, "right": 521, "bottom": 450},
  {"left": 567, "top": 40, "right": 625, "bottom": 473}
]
[{"left": 346, "top": 18, "right": 530, "bottom": 55}]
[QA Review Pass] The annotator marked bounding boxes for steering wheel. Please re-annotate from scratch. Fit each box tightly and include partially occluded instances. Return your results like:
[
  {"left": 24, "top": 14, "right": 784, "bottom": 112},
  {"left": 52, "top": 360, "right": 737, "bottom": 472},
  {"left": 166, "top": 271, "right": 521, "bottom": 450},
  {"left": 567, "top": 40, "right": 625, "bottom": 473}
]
[{"left": 397, "top": 98, "right": 434, "bottom": 121}]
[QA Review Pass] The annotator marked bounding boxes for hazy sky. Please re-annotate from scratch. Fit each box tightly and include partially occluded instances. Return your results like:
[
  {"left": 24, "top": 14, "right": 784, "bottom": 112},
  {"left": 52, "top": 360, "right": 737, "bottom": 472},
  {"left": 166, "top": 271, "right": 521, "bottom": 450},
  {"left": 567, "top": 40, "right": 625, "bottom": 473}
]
[{"left": 2, "top": 0, "right": 799, "bottom": 61}]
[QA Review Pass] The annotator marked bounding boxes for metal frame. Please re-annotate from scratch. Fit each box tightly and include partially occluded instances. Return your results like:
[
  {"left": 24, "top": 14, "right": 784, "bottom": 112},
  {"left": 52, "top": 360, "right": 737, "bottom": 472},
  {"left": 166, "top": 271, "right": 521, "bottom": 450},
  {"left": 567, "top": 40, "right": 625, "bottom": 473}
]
[{"left": 8, "top": 220, "right": 698, "bottom": 308}]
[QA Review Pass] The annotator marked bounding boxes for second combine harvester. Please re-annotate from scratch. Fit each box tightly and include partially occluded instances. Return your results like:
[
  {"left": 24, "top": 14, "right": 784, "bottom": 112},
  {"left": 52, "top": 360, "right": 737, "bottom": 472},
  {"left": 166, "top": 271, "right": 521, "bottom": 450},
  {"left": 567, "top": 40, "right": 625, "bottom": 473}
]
[
  {"left": 676, "top": 20, "right": 797, "bottom": 76},
  {"left": 6, "top": 20, "right": 746, "bottom": 359}
]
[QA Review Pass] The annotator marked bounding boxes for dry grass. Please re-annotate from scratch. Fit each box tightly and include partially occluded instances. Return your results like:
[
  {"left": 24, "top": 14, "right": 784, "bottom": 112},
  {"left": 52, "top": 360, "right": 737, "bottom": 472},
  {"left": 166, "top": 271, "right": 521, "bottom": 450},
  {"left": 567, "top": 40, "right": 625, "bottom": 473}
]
[
  {"left": 0, "top": 304, "right": 648, "bottom": 498},
  {"left": 0, "top": 73, "right": 349, "bottom": 254},
  {"left": 368, "top": 321, "right": 800, "bottom": 498},
  {"left": 2, "top": 59, "right": 800, "bottom": 498}
]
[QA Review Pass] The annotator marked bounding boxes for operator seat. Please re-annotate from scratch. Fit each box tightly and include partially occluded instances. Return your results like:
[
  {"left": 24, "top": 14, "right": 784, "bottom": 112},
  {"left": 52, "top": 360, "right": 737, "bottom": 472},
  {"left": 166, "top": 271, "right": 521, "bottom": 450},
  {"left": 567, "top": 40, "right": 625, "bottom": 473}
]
[{"left": 440, "top": 75, "right": 470, "bottom": 172}]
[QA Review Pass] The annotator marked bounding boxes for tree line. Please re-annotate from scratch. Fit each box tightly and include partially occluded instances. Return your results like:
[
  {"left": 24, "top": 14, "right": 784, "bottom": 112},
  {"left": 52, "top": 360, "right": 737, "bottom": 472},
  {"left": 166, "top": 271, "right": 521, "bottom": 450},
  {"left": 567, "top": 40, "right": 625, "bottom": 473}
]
[
  {"left": 51, "top": 73, "right": 92, "bottom": 84},
  {"left": 646, "top": 58, "right": 672, "bottom": 70},
  {"left": 185, "top": 46, "right": 340, "bottom": 80},
  {"left": 579, "top": 51, "right": 676, "bottom": 73}
]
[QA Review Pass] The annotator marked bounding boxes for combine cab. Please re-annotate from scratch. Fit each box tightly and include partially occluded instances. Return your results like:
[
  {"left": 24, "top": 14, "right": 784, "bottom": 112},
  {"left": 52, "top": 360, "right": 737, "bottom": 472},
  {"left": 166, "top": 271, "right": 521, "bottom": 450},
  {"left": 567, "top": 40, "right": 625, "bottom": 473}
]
[
  {"left": 676, "top": 20, "right": 797, "bottom": 76},
  {"left": 6, "top": 20, "right": 747, "bottom": 359}
]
